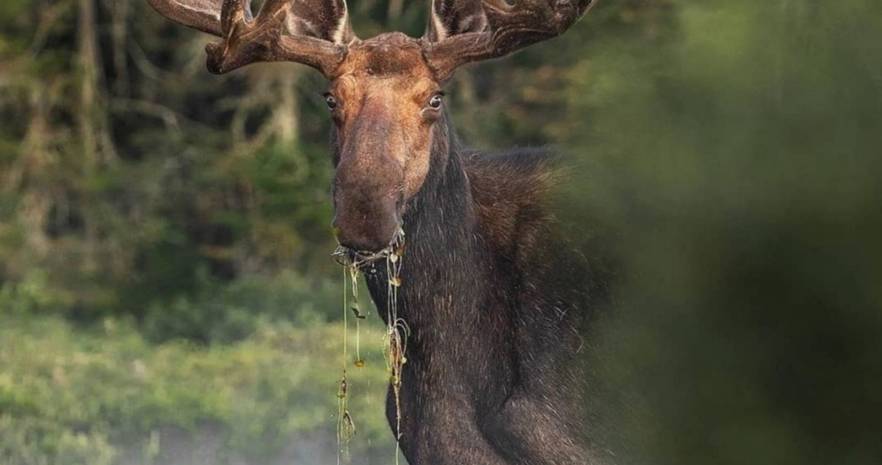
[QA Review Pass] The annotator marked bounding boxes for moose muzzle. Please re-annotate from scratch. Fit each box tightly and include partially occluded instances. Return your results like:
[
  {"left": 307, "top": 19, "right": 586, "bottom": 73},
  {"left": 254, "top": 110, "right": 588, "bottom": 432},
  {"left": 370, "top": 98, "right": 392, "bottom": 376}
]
[{"left": 331, "top": 101, "right": 407, "bottom": 253}]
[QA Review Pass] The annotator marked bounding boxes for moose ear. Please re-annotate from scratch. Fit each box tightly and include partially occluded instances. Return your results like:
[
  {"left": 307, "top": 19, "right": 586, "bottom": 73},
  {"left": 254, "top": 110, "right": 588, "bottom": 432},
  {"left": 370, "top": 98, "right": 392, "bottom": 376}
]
[
  {"left": 286, "top": 0, "right": 355, "bottom": 44},
  {"left": 425, "top": 0, "right": 489, "bottom": 42}
]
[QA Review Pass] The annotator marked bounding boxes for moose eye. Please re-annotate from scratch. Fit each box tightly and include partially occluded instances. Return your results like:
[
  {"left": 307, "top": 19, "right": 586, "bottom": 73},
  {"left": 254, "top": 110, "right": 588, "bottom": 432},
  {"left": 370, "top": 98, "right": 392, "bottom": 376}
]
[
  {"left": 428, "top": 93, "right": 444, "bottom": 110},
  {"left": 324, "top": 94, "right": 338, "bottom": 110}
]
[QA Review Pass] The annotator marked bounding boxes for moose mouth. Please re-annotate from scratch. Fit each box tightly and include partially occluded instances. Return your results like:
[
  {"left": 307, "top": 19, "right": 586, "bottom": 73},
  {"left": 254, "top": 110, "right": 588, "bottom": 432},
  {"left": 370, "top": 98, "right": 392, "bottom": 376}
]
[{"left": 332, "top": 226, "right": 406, "bottom": 269}]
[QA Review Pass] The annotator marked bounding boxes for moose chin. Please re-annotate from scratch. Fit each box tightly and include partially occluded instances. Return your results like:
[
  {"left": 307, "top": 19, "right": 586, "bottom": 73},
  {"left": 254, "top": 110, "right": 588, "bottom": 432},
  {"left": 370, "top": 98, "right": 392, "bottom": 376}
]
[{"left": 147, "top": 1, "right": 606, "bottom": 464}]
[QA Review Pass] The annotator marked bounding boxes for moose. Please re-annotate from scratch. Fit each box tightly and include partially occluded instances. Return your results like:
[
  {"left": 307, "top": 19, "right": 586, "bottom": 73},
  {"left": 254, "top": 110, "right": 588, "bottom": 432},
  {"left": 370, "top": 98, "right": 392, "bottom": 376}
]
[{"left": 147, "top": 0, "right": 604, "bottom": 463}]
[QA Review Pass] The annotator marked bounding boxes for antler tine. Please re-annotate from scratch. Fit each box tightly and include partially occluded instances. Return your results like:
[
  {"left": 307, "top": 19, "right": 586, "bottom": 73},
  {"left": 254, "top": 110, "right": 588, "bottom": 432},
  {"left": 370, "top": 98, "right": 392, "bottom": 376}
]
[
  {"left": 205, "top": 0, "right": 347, "bottom": 76},
  {"left": 425, "top": 0, "right": 597, "bottom": 80},
  {"left": 146, "top": 0, "right": 224, "bottom": 36},
  {"left": 204, "top": 0, "right": 269, "bottom": 73},
  {"left": 147, "top": 0, "right": 350, "bottom": 77},
  {"left": 219, "top": 0, "right": 252, "bottom": 36}
]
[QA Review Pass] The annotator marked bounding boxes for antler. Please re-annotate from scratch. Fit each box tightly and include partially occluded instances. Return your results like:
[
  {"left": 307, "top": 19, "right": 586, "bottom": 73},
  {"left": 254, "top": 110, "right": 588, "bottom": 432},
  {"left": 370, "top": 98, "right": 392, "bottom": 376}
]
[
  {"left": 146, "top": 0, "right": 353, "bottom": 76},
  {"left": 424, "top": 0, "right": 597, "bottom": 80}
]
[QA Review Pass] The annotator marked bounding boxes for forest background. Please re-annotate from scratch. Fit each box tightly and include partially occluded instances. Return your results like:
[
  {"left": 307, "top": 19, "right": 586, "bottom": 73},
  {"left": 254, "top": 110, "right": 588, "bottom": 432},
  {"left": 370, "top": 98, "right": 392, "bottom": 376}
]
[{"left": 1, "top": 1, "right": 881, "bottom": 464}]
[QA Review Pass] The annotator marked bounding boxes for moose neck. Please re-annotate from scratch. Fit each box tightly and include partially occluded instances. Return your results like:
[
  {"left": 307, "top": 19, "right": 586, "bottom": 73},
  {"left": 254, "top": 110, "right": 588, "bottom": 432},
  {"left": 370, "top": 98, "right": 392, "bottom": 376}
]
[{"left": 363, "top": 114, "right": 493, "bottom": 333}]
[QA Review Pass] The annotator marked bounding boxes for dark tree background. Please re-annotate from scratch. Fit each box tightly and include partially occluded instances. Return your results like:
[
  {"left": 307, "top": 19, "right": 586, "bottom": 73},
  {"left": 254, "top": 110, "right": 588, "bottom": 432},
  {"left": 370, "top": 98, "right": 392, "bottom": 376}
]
[{"left": 1, "top": 1, "right": 880, "bottom": 464}]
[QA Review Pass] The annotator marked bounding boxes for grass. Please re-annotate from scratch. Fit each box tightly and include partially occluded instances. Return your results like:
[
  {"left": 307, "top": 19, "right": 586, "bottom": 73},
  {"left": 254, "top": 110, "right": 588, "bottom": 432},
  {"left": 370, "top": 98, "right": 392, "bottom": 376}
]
[{"left": 0, "top": 314, "right": 397, "bottom": 465}]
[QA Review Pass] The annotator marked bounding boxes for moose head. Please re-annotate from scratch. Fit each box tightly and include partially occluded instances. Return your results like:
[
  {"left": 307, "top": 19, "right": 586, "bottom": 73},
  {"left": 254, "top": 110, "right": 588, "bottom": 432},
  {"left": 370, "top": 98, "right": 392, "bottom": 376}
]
[{"left": 147, "top": 0, "right": 595, "bottom": 252}]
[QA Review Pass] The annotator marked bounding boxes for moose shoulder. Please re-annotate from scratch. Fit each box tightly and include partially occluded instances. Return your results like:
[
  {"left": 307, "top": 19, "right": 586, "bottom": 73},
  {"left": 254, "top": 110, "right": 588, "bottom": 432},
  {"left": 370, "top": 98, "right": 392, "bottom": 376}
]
[{"left": 146, "top": 1, "right": 604, "bottom": 464}]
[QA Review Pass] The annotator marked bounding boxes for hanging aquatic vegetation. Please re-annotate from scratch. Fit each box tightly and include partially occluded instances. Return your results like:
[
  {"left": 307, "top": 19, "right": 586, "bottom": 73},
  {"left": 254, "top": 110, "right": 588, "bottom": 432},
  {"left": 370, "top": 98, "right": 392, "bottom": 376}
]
[{"left": 332, "top": 228, "right": 407, "bottom": 465}]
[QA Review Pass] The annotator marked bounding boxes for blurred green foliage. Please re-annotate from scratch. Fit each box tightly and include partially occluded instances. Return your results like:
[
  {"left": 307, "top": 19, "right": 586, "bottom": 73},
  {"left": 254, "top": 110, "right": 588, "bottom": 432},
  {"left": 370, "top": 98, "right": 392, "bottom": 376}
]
[
  {"left": 0, "top": 316, "right": 391, "bottom": 464},
  {"left": 1, "top": 0, "right": 881, "bottom": 464},
  {"left": 559, "top": 1, "right": 882, "bottom": 464}
]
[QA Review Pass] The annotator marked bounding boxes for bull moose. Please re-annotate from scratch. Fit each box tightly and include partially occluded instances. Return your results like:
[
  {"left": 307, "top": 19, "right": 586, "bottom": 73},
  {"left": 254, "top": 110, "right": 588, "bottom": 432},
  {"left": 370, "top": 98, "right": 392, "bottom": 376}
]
[{"left": 146, "top": 1, "right": 604, "bottom": 463}]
